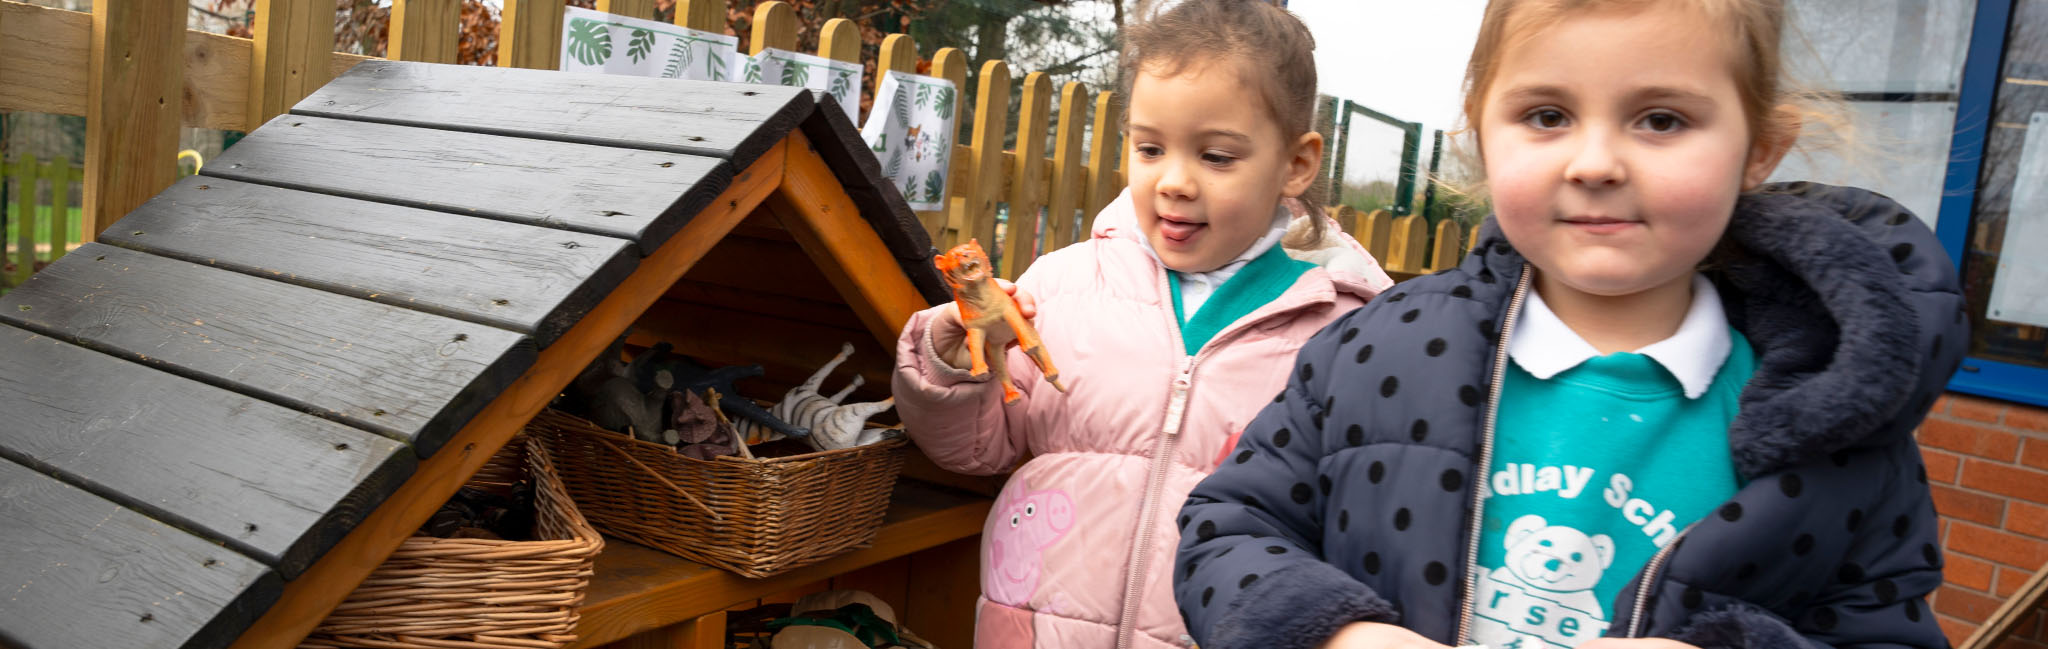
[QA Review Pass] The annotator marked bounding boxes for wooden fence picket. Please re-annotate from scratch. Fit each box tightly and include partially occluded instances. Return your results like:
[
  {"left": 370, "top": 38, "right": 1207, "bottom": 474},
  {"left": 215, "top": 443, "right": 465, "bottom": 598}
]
[
  {"left": 956, "top": 59, "right": 1010, "bottom": 252},
  {"left": 998, "top": 71, "right": 1052, "bottom": 278},
  {"left": 1045, "top": 82, "right": 1091, "bottom": 253}
]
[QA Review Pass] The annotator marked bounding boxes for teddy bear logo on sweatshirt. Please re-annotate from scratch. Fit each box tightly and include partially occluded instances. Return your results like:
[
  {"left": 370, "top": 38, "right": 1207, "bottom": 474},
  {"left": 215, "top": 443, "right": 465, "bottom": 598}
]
[
  {"left": 984, "top": 481, "right": 1075, "bottom": 607},
  {"left": 1472, "top": 514, "right": 1615, "bottom": 647}
]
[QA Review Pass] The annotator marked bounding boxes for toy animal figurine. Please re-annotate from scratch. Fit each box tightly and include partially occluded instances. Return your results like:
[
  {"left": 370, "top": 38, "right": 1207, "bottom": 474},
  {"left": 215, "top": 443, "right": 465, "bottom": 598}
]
[
  {"left": 631, "top": 342, "right": 810, "bottom": 441},
  {"left": 934, "top": 239, "right": 1068, "bottom": 403},
  {"left": 740, "top": 343, "right": 898, "bottom": 451},
  {"left": 561, "top": 334, "right": 668, "bottom": 442}
]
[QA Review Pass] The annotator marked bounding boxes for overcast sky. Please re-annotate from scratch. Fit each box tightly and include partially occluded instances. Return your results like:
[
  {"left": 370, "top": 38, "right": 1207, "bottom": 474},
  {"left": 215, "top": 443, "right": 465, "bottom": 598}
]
[{"left": 1288, "top": 0, "right": 1486, "bottom": 183}]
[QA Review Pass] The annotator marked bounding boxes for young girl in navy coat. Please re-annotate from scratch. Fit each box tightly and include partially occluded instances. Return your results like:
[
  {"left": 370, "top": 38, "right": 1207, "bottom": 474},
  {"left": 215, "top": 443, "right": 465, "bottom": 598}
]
[{"left": 1174, "top": 1, "right": 1967, "bottom": 648}]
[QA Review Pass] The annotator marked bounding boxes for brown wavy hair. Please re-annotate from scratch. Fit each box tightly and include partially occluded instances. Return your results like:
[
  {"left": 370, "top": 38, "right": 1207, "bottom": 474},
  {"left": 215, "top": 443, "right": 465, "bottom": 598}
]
[{"left": 1121, "top": 0, "right": 1329, "bottom": 247}]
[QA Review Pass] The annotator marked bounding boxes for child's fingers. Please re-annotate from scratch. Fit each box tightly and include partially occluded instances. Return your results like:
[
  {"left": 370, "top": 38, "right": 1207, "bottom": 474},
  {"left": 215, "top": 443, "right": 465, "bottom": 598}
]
[{"left": 995, "top": 279, "right": 1038, "bottom": 319}]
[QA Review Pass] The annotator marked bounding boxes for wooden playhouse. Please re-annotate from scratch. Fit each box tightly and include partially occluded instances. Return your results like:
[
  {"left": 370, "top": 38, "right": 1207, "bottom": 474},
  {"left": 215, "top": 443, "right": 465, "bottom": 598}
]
[{"left": 0, "top": 60, "right": 992, "bottom": 649}]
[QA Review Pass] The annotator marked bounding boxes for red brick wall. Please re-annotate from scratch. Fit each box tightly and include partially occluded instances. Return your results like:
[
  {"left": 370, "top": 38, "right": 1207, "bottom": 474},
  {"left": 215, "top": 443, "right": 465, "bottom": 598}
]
[{"left": 1920, "top": 394, "right": 2048, "bottom": 647}]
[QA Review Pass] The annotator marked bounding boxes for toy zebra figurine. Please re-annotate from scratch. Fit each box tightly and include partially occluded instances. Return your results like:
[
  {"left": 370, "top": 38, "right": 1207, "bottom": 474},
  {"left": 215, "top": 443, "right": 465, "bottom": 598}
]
[{"left": 741, "top": 342, "right": 898, "bottom": 451}]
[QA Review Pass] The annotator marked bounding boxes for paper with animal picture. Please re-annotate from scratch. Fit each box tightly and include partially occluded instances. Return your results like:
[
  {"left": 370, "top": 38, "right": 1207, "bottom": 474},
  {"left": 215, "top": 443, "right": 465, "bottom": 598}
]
[
  {"left": 558, "top": 7, "right": 738, "bottom": 81},
  {"left": 860, "top": 70, "right": 957, "bottom": 212},
  {"left": 732, "top": 47, "right": 863, "bottom": 123}
]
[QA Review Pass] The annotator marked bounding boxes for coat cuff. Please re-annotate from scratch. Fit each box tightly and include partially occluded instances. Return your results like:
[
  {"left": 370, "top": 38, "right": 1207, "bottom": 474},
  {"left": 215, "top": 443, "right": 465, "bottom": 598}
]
[
  {"left": 1208, "top": 562, "right": 1398, "bottom": 649},
  {"left": 921, "top": 319, "right": 988, "bottom": 386},
  {"left": 1669, "top": 602, "right": 1821, "bottom": 649}
]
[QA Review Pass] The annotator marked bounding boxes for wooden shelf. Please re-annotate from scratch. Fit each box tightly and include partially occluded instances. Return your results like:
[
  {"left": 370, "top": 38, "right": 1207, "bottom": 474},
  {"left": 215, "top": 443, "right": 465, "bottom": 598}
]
[{"left": 570, "top": 479, "right": 992, "bottom": 648}]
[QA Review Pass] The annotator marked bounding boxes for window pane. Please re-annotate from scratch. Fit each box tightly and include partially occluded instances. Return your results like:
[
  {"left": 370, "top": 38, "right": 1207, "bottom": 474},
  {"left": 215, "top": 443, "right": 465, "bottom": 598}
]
[
  {"left": 1964, "top": 0, "right": 2048, "bottom": 369},
  {"left": 1771, "top": 0, "right": 1976, "bottom": 224}
]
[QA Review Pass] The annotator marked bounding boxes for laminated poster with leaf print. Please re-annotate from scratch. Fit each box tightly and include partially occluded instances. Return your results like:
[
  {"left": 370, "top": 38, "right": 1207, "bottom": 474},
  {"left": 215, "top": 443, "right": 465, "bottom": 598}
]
[
  {"left": 559, "top": 7, "right": 738, "bottom": 82},
  {"left": 733, "top": 48, "right": 863, "bottom": 124},
  {"left": 859, "top": 70, "right": 957, "bottom": 212}
]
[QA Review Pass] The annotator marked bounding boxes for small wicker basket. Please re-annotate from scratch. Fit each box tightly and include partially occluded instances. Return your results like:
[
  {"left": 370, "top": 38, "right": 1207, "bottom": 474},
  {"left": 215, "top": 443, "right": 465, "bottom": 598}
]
[
  {"left": 528, "top": 408, "right": 909, "bottom": 579},
  {"left": 300, "top": 435, "right": 603, "bottom": 649}
]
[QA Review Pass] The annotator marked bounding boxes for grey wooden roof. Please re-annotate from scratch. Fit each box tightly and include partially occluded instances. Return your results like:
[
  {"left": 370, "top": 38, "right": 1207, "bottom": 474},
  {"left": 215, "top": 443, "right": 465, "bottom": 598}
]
[{"left": 0, "top": 60, "right": 943, "bottom": 649}]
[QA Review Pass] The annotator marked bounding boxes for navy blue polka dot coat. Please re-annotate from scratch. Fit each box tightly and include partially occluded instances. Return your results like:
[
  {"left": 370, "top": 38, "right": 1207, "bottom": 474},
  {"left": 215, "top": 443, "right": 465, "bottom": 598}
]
[{"left": 1175, "top": 184, "right": 1968, "bottom": 649}]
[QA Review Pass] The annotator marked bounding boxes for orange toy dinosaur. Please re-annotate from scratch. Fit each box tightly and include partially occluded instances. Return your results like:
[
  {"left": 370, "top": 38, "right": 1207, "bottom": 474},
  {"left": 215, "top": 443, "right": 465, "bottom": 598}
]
[{"left": 934, "top": 239, "right": 1068, "bottom": 403}]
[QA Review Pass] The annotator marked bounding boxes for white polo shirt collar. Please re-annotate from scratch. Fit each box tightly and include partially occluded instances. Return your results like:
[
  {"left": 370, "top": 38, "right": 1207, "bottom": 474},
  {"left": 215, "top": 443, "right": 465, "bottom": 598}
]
[{"left": 1508, "top": 274, "right": 1733, "bottom": 399}]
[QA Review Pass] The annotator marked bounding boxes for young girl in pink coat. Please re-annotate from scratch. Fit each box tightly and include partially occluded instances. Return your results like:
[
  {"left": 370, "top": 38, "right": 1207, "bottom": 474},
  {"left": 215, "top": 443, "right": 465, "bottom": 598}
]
[{"left": 891, "top": 3, "right": 1393, "bottom": 647}]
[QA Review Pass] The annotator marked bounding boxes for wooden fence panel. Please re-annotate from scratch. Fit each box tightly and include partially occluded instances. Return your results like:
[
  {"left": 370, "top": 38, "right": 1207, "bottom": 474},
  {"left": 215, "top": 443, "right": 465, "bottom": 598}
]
[
  {"left": 1045, "top": 82, "right": 1090, "bottom": 254},
  {"left": 930, "top": 47, "right": 967, "bottom": 241},
  {"left": 1428, "top": 219, "right": 1464, "bottom": 272},
  {"left": 999, "top": 71, "right": 1051, "bottom": 278},
  {"left": 498, "top": 0, "right": 563, "bottom": 70},
  {"left": 1357, "top": 208, "right": 1392, "bottom": 266},
  {"left": 45, "top": 157, "right": 73, "bottom": 262},
  {"left": 9, "top": 156, "right": 32, "bottom": 286},
  {"left": 1083, "top": 90, "right": 1121, "bottom": 233},
  {"left": 596, "top": 0, "right": 655, "bottom": 20},
  {"left": 750, "top": 1, "right": 797, "bottom": 54},
  {"left": 1386, "top": 213, "right": 1428, "bottom": 274},
  {"left": 955, "top": 59, "right": 1010, "bottom": 252},
  {"left": 819, "top": 18, "right": 858, "bottom": 62},
  {"left": 1327, "top": 205, "right": 1358, "bottom": 236},
  {"left": 389, "top": 0, "right": 459, "bottom": 64},
  {"left": 675, "top": 0, "right": 721, "bottom": 30}
]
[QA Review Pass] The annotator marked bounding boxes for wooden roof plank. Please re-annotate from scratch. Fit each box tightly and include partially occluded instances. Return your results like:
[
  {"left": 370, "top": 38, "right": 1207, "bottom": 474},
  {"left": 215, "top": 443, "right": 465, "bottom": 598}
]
[
  {"left": 0, "top": 324, "right": 416, "bottom": 580},
  {"left": 795, "top": 94, "right": 949, "bottom": 306},
  {"left": 0, "top": 457, "right": 282, "bottom": 649},
  {"left": 200, "top": 114, "right": 730, "bottom": 255},
  {"left": 100, "top": 177, "right": 637, "bottom": 348},
  {"left": 0, "top": 243, "right": 536, "bottom": 458},
  {"left": 291, "top": 61, "right": 815, "bottom": 171}
]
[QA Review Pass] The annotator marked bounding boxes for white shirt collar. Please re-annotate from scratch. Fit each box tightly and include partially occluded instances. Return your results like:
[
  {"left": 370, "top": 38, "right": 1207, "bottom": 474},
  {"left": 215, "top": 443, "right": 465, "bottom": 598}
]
[
  {"left": 1508, "top": 274, "right": 1733, "bottom": 399},
  {"left": 1143, "top": 203, "right": 1293, "bottom": 315}
]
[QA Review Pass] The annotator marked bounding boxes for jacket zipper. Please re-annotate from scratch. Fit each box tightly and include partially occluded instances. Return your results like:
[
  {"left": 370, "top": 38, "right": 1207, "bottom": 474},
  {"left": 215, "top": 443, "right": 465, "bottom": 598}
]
[
  {"left": 1625, "top": 530, "right": 1687, "bottom": 636},
  {"left": 1456, "top": 265, "right": 1532, "bottom": 646},
  {"left": 1117, "top": 268, "right": 1322, "bottom": 649}
]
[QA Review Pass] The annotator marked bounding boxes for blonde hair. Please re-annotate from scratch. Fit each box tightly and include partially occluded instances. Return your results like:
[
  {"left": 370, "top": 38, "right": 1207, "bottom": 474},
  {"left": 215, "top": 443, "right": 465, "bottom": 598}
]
[
  {"left": 1458, "top": 0, "right": 1850, "bottom": 184},
  {"left": 1121, "top": 0, "right": 1329, "bottom": 247}
]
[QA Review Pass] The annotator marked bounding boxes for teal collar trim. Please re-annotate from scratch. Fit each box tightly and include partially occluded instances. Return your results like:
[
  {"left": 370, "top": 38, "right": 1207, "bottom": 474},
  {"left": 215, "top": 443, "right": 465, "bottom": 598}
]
[{"left": 1168, "top": 245, "right": 1315, "bottom": 356}]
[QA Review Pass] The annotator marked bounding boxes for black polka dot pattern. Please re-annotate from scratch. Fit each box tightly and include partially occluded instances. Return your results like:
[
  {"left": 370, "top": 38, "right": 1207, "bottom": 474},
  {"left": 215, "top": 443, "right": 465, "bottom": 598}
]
[
  {"left": 1239, "top": 574, "right": 1259, "bottom": 588},
  {"left": 1197, "top": 520, "right": 1216, "bottom": 541},
  {"left": 1780, "top": 473, "right": 1803, "bottom": 498},
  {"left": 1235, "top": 449, "right": 1254, "bottom": 464},
  {"left": 1393, "top": 508, "right": 1412, "bottom": 531},
  {"left": 1922, "top": 544, "right": 1940, "bottom": 567},
  {"left": 1368, "top": 461, "right": 1386, "bottom": 484},
  {"left": 1876, "top": 578, "right": 1898, "bottom": 603},
  {"left": 1178, "top": 514, "right": 1190, "bottom": 530},
  {"left": 1401, "top": 309, "right": 1421, "bottom": 323},
  {"left": 1272, "top": 428, "right": 1291, "bottom": 449},
  {"left": 1794, "top": 534, "right": 1815, "bottom": 556},
  {"left": 1451, "top": 285, "right": 1472, "bottom": 298},
  {"left": 1339, "top": 509, "right": 1350, "bottom": 532},
  {"left": 1266, "top": 545, "right": 1287, "bottom": 555},
  {"left": 1363, "top": 552, "right": 1381, "bottom": 575},
  {"left": 1290, "top": 483, "right": 1312, "bottom": 504},
  {"left": 1300, "top": 364, "right": 1314, "bottom": 382},
  {"left": 1202, "top": 587, "right": 1214, "bottom": 607},
  {"left": 1440, "top": 469, "right": 1463, "bottom": 492},
  {"left": 1426, "top": 338, "right": 1447, "bottom": 357},
  {"left": 1460, "top": 385, "right": 1481, "bottom": 407},
  {"left": 1893, "top": 515, "right": 1911, "bottom": 538},
  {"left": 1410, "top": 419, "right": 1430, "bottom": 442},
  {"left": 1719, "top": 502, "right": 1743, "bottom": 522},
  {"left": 1340, "top": 328, "right": 1359, "bottom": 344},
  {"left": 1380, "top": 376, "right": 1399, "bottom": 398},
  {"left": 1356, "top": 344, "right": 1374, "bottom": 364},
  {"left": 1318, "top": 474, "right": 1332, "bottom": 496},
  {"left": 1905, "top": 599, "right": 1923, "bottom": 622},
  {"left": 1890, "top": 243, "right": 1914, "bottom": 263},
  {"left": 1424, "top": 561, "right": 1447, "bottom": 585},
  {"left": 1346, "top": 424, "right": 1364, "bottom": 447}
]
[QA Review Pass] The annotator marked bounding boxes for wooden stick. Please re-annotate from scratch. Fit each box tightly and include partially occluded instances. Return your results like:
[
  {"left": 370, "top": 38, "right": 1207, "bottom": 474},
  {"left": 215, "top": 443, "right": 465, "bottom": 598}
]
[
  {"left": 1963, "top": 562, "right": 2048, "bottom": 649},
  {"left": 594, "top": 437, "right": 722, "bottom": 521}
]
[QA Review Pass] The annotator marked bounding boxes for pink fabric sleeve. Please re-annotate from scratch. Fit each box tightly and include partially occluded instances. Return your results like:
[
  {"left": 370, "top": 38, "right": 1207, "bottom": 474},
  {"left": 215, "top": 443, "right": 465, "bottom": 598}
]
[{"left": 891, "top": 304, "right": 1035, "bottom": 475}]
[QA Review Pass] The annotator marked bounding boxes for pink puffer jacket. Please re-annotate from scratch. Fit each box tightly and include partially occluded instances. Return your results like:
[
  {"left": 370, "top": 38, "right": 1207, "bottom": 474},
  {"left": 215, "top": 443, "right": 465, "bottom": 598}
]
[{"left": 893, "top": 190, "right": 1391, "bottom": 649}]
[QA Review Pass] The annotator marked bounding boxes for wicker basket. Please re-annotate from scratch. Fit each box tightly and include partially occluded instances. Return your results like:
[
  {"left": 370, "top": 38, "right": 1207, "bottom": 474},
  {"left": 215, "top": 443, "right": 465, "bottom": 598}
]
[
  {"left": 529, "top": 408, "right": 909, "bottom": 579},
  {"left": 300, "top": 435, "right": 604, "bottom": 649}
]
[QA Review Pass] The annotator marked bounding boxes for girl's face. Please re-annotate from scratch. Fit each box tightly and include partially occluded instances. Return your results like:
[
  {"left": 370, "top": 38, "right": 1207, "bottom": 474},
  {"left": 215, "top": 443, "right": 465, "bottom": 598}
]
[
  {"left": 1478, "top": 4, "right": 1787, "bottom": 299},
  {"left": 1127, "top": 62, "right": 1321, "bottom": 273}
]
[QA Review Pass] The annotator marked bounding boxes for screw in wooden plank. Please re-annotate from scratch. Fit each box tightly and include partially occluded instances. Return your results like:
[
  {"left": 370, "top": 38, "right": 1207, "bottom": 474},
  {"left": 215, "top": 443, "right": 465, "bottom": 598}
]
[{"left": 333, "top": 443, "right": 350, "bottom": 451}]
